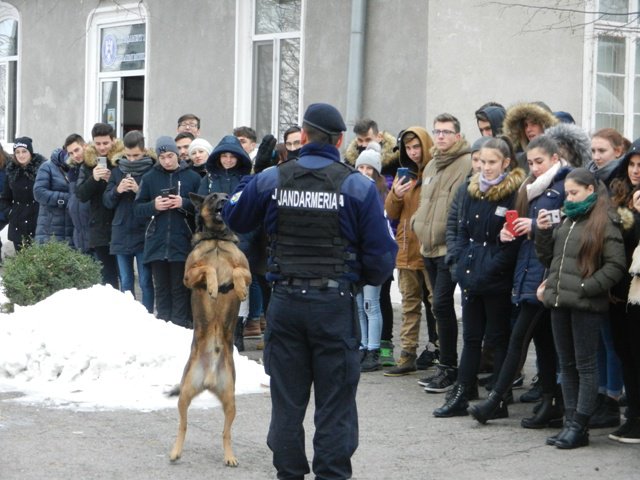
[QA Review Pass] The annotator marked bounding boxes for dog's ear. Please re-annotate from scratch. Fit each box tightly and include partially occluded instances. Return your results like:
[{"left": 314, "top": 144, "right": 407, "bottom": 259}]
[{"left": 189, "top": 192, "right": 205, "bottom": 209}]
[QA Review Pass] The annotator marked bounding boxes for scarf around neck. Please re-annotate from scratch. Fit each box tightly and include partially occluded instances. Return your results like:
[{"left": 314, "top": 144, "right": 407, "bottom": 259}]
[
  {"left": 564, "top": 192, "right": 597, "bottom": 219},
  {"left": 525, "top": 161, "right": 563, "bottom": 201},
  {"left": 118, "top": 157, "right": 154, "bottom": 176},
  {"left": 479, "top": 172, "right": 507, "bottom": 193}
]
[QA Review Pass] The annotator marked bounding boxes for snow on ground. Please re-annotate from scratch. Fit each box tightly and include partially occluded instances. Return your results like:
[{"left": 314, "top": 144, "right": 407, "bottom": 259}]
[{"left": 0, "top": 284, "right": 269, "bottom": 411}]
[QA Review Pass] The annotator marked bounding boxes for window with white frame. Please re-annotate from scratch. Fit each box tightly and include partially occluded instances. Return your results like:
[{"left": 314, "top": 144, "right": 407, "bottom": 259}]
[
  {"left": 85, "top": 3, "right": 147, "bottom": 139},
  {"left": 0, "top": 3, "right": 17, "bottom": 144},
  {"left": 238, "top": 0, "right": 302, "bottom": 141},
  {"left": 592, "top": 0, "right": 640, "bottom": 138}
]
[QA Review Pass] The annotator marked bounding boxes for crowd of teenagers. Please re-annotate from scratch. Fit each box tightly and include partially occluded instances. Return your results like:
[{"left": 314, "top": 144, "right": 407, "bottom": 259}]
[{"left": 1, "top": 101, "right": 639, "bottom": 451}]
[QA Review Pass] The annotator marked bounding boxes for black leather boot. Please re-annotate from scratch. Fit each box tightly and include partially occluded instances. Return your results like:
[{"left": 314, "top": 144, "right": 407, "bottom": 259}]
[
  {"left": 468, "top": 391, "right": 503, "bottom": 424},
  {"left": 521, "top": 393, "right": 564, "bottom": 429},
  {"left": 433, "top": 383, "right": 469, "bottom": 418},
  {"left": 546, "top": 409, "right": 574, "bottom": 446},
  {"left": 555, "top": 412, "right": 590, "bottom": 449},
  {"left": 234, "top": 316, "right": 245, "bottom": 352}
]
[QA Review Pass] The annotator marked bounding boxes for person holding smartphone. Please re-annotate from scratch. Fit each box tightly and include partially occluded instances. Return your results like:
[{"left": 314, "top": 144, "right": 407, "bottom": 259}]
[
  {"left": 75, "top": 123, "right": 123, "bottom": 289},
  {"left": 134, "top": 136, "right": 201, "bottom": 328},
  {"left": 468, "top": 134, "right": 570, "bottom": 427}
]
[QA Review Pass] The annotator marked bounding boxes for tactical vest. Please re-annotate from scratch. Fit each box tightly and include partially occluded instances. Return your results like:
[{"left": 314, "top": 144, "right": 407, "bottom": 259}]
[{"left": 270, "top": 159, "right": 353, "bottom": 280}]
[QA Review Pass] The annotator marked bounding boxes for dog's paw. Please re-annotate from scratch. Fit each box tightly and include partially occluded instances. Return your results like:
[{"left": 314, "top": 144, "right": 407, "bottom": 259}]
[
  {"left": 235, "top": 287, "right": 248, "bottom": 301},
  {"left": 169, "top": 450, "right": 181, "bottom": 463},
  {"left": 224, "top": 455, "right": 239, "bottom": 467},
  {"left": 207, "top": 287, "right": 219, "bottom": 299}
]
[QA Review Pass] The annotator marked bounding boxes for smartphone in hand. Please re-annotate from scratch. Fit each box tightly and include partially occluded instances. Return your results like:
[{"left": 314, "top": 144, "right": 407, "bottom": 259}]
[
  {"left": 505, "top": 210, "right": 519, "bottom": 236},
  {"left": 97, "top": 156, "right": 107, "bottom": 168},
  {"left": 397, "top": 167, "right": 410, "bottom": 184}
]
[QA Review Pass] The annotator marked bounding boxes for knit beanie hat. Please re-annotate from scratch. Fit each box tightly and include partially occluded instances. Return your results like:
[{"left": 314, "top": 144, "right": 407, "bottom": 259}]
[
  {"left": 155, "top": 135, "right": 178, "bottom": 155},
  {"left": 188, "top": 138, "right": 214, "bottom": 157},
  {"left": 14, "top": 136, "right": 33, "bottom": 155},
  {"left": 355, "top": 142, "right": 382, "bottom": 175}
]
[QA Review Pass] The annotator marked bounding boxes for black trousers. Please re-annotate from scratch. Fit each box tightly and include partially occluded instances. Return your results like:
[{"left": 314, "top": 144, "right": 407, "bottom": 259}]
[
  {"left": 380, "top": 275, "right": 394, "bottom": 342},
  {"left": 93, "top": 245, "right": 119, "bottom": 290},
  {"left": 150, "top": 260, "right": 192, "bottom": 328},
  {"left": 458, "top": 293, "right": 512, "bottom": 385},
  {"left": 264, "top": 285, "right": 360, "bottom": 480},
  {"left": 424, "top": 256, "right": 458, "bottom": 366},
  {"left": 492, "top": 302, "right": 557, "bottom": 396},
  {"left": 610, "top": 302, "right": 640, "bottom": 418}
]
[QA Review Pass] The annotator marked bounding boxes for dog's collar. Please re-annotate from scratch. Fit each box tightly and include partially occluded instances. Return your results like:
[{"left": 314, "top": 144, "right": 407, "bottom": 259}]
[{"left": 218, "top": 283, "right": 234, "bottom": 294}]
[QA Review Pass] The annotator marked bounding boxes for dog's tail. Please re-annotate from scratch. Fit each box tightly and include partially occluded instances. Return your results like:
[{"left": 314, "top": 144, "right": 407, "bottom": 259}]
[{"left": 166, "top": 384, "right": 181, "bottom": 397}]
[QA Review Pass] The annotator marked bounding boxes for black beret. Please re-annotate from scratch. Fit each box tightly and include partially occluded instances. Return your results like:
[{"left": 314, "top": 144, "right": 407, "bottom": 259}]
[{"left": 302, "top": 103, "right": 347, "bottom": 135}]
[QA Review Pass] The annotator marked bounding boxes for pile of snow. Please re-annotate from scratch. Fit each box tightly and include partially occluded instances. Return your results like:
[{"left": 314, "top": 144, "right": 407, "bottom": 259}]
[{"left": 0, "top": 284, "right": 269, "bottom": 411}]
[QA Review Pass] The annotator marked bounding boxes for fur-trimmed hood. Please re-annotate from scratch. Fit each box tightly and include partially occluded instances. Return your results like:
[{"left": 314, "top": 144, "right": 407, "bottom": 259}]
[
  {"left": 545, "top": 123, "right": 592, "bottom": 168},
  {"left": 503, "top": 102, "right": 559, "bottom": 150},
  {"left": 617, "top": 206, "right": 636, "bottom": 231},
  {"left": 468, "top": 168, "right": 527, "bottom": 202},
  {"left": 6, "top": 152, "right": 46, "bottom": 183},
  {"left": 344, "top": 130, "right": 400, "bottom": 168},
  {"left": 83, "top": 139, "right": 124, "bottom": 168}
]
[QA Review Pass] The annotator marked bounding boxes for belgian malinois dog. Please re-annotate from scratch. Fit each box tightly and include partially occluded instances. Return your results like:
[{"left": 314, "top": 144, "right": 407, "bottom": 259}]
[{"left": 169, "top": 192, "right": 251, "bottom": 467}]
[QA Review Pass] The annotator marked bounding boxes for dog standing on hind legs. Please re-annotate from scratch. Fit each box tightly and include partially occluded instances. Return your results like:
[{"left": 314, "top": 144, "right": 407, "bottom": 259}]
[{"left": 169, "top": 192, "right": 252, "bottom": 467}]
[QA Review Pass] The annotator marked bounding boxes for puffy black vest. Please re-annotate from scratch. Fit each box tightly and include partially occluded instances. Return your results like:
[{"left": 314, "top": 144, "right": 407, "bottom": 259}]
[{"left": 270, "top": 159, "right": 353, "bottom": 280}]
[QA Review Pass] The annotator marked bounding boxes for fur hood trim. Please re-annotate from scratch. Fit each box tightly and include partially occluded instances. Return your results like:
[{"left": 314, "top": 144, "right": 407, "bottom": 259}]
[
  {"left": 83, "top": 139, "right": 125, "bottom": 168},
  {"left": 468, "top": 167, "right": 526, "bottom": 202},
  {"left": 7, "top": 152, "right": 46, "bottom": 182},
  {"left": 344, "top": 131, "right": 399, "bottom": 167},
  {"left": 618, "top": 206, "right": 636, "bottom": 231},
  {"left": 503, "top": 102, "right": 559, "bottom": 150},
  {"left": 629, "top": 242, "right": 640, "bottom": 305},
  {"left": 545, "top": 123, "right": 592, "bottom": 168}
]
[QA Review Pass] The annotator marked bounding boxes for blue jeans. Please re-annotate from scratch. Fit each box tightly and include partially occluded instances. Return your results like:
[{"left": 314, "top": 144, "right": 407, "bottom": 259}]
[
  {"left": 597, "top": 315, "right": 624, "bottom": 397},
  {"left": 357, "top": 284, "right": 382, "bottom": 350},
  {"left": 117, "top": 253, "right": 154, "bottom": 314}
]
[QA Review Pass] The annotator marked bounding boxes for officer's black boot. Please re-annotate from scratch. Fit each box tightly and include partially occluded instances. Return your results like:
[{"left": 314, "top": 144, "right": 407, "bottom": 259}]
[{"left": 234, "top": 317, "right": 245, "bottom": 352}]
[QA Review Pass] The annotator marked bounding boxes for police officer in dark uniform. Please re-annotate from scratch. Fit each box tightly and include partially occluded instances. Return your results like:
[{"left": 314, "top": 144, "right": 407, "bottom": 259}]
[{"left": 223, "top": 103, "right": 397, "bottom": 479}]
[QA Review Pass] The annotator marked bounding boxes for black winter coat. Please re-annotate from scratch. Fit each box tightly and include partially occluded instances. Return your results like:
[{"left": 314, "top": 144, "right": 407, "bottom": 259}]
[
  {"left": 134, "top": 162, "right": 201, "bottom": 264},
  {"left": 0, "top": 154, "right": 45, "bottom": 245},
  {"left": 103, "top": 155, "right": 155, "bottom": 255},
  {"left": 67, "top": 163, "right": 91, "bottom": 253},
  {"left": 455, "top": 168, "right": 526, "bottom": 295},
  {"left": 33, "top": 149, "right": 74, "bottom": 244}
]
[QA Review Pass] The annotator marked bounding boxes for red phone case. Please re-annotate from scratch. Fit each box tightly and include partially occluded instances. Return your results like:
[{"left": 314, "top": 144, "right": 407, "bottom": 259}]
[{"left": 505, "top": 210, "right": 519, "bottom": 236}]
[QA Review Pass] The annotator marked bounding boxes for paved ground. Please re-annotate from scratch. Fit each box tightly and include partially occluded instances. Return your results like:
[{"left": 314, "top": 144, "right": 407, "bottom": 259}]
[{"left": 2, "top": 331, "right": 639, "bottom": 479}]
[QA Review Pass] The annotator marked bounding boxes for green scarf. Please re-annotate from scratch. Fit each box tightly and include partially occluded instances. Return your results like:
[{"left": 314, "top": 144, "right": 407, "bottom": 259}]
[{"left": 564, "top": 192, "right": 597, "bottom": 220}]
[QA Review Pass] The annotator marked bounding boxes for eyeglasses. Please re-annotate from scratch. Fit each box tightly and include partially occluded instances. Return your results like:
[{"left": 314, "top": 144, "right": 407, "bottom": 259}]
[
  {"left": 285, "top": 140, "right": 301, "bottom": 148},
  {"left": 432, "top": 129, "right": 456, "bottom": 137},
  {"left": 179, "top": 122, "right": 199, "bottom": 129}
]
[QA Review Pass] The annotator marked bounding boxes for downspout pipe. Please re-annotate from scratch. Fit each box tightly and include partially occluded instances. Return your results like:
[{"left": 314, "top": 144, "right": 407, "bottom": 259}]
[{"left": 344, "top": 0, "right": 367, "bottom": 146}]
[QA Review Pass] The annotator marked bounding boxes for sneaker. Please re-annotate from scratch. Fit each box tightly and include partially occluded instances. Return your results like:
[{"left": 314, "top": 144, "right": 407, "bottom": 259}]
[
  {"left": 383, "top": 351, "right": 417, "bottom": 376},
  {"left": 609, "top": 418, "right": 640, "bottom": 443},
  {"left": 416, "top": 342, "right": 439, "bottom": 370},
  {"left": 379, "top": 341, "right": 396, "bottom": 367},
  {"left": 418, "top": 372, "right": 439, "bottom": 387},
  {"left": 243, "top": 318, "right": 262, "bottom": 339},
  {"left": 424, "top": 365, "right": 457, "bottom": 393}
]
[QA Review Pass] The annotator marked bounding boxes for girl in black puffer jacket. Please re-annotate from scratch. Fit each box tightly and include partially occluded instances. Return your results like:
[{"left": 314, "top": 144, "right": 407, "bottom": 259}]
[
  {"left": 0, "top": 137, "right": 45, "bottom": 252},
  {"left": 535, "top": 168, "right": 626, "bottom": 449},
  {"left": 434, "top": 136, "right": 525, "bottom": 419}
]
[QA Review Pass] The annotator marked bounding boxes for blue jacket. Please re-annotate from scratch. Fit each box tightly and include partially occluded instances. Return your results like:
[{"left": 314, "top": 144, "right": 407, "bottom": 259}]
[
  {"left": 511, "top": 166, "right": 571, "bottom": 305},
  {"left": 455, "top": 168, "right": 526, "bottom": 295},
  {"left": 67, "top": 163, "right": 92, "bottom": 253},
  {"left": 103, "top": 154, "right": 156, "bottom": 255},
  {"left": 33, "top": 149, "right": 74, "bottom": 244},
  {"left": 222, "top": 143, "right": 398, "bottom": 286},
  {"left": 197, "top": 135, "right": 252, "bottom": 196},
  {"left": 134, "top": 161, "right": 201, "bottom": 264}
]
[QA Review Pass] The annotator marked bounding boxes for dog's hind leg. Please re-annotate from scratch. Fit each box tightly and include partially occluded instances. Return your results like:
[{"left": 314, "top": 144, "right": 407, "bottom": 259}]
[
  {"left": 169, "top": 383, "right": 197, "bottom": 462},
  {"left": 218, "top": 385, "right": 238, "bottom": 467}
]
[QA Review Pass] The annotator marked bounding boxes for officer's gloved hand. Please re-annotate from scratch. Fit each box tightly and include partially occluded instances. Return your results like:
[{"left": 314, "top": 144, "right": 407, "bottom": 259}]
[{"left": 254, "top": 134, "right": 277, "bottom": 173}]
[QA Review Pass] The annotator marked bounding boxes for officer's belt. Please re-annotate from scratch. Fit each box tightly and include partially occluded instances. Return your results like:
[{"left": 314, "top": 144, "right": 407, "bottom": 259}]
[{"left": 274, "top": 278, "right": 343, "bottom": 289}]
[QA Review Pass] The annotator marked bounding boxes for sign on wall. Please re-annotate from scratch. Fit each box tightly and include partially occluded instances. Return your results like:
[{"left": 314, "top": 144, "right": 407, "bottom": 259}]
[{"left": 100, "top": 23, "right": 145, "bottom": 73}]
